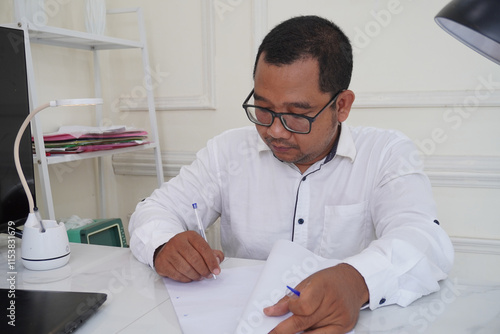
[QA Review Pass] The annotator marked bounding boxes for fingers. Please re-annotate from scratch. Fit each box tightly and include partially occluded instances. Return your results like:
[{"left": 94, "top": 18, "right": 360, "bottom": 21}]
[
  {"left": 268, "top": 314, "right": 315, "bottom": 334},
  {"left": 264, "top": 281, "right": 314, "bottom": 318},
  {"left": 154, "top": 231, "right": 223, "bottom": 282},
  {"left": 213, "top": 249, "right": 225, "bottom": 275},
  {"left": 276, "top": 323, "right": 347, "bottom": 334},
  {"left": 267, "top": 290, "right": 324, "bottom": 334},
  {"left": 263, "top": 297, "right": 290, "bottom": 317},
  {"left": 268, "top": 301, "right": 343, "bottom": 334},
  {"left": 213, "top": 249, "right": 224, "bottom": 264},
  {"left": 155, "top": 253, "right": 195, "bottom": 282},
  {"left": 269, "top": 311, "right": 347, "bottom": 334},
  {"left": 266, "top": 266, "right": 365, "bottom": 333}
]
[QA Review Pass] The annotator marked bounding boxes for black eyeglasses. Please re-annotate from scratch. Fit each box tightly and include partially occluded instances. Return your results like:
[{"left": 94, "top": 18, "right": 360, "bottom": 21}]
[{"left": 242, "top": 89, "right": 342, "bottom": 134}]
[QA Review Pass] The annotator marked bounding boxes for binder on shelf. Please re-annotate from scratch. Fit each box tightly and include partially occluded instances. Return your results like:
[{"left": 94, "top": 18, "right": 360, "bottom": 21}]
[{"left": 34, "top": 125, "right": 150, "bottom": 154}]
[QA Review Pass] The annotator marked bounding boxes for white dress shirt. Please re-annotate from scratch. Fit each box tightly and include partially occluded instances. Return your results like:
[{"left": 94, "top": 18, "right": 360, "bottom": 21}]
[{"left": 129, "top": 123, "right": 454, "bottom": 310}]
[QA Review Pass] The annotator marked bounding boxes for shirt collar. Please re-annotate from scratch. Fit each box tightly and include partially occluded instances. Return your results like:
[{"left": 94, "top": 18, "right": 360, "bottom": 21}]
[
  {"left": 323, "top": 125, "right": 340, "bottom": 163},
  {"left": 256, "top": 122, "right": 357, "bottom": 163},
  {"left": 335, "top": 122, "right": 357, "bottom": 162}
]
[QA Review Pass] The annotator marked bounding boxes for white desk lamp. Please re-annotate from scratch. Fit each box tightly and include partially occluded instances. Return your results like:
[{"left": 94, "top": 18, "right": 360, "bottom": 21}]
[{"left": 14, "top": 98, "right": 103, "bottom": 270}]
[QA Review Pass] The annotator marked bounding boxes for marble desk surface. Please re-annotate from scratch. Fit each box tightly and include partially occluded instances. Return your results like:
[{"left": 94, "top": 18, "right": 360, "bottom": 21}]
[{"left": 1, "top": 235, "right": 499, "bottom": 333}]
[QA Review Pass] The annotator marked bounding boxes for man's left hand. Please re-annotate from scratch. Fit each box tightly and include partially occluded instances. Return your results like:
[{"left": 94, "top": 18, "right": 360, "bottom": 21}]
[{"left": 263, "top": 263, "right": 369, "bottom": 334}]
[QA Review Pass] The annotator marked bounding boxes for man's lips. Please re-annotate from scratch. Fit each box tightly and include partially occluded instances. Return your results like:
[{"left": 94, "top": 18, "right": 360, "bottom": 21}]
[
  {"left": 266, "top": 139, "right": 297, "bottom": 153},
  {"left": 271, "top": 144, "right": 291, "bottom": 153}
]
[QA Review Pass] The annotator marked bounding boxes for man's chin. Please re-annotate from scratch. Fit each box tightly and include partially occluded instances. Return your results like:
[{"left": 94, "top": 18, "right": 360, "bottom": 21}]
[{"left": 271, "top": 151, "right": 300, "bottom": 164}]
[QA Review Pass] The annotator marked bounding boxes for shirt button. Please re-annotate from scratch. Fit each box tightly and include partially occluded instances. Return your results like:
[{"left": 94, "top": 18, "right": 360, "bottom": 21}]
[
  {"left": 379, "top": 298, "right": 386, "bottom": 305},
  {"left": 302, "top": 176, "right": 307, "bottom": 181},
  {"left": 298, "top": 218, "right": 304, "bottom": 225},
  {"left": 434, "top": 219, "right": 440, "bottom": 225}
]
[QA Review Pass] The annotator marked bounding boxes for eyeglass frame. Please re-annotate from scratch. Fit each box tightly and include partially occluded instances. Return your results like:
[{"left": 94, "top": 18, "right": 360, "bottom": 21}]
[{"left": 242, "top": 89, "right": 343, "bottom": 134}]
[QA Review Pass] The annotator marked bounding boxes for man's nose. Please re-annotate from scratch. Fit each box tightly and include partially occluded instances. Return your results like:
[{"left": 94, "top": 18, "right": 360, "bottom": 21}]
[{"left": 267, "top": 116, "right": 292, "bottom": 139}]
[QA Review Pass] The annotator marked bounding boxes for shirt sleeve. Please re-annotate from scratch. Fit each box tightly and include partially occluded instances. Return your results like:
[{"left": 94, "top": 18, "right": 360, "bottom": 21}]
[
  {"left": 343, "top": 135, "right": 454, "bottom": 310},
  {"left": 128, "top": 138, "right": 223, "bottom": 269}
]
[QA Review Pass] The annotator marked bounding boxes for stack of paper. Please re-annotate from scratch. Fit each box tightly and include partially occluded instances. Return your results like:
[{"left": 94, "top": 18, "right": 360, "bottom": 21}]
[
  {"left": 34, "top": 125, "right": 149, "bottom": 154},
  {"left": 164, "top": 240, "right": 349, "bottom": 334}
]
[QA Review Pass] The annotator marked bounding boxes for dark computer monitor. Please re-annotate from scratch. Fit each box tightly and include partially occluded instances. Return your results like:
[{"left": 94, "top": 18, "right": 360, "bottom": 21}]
[{"left": 0, "top": 26, "right": 35, "bottom": 233}]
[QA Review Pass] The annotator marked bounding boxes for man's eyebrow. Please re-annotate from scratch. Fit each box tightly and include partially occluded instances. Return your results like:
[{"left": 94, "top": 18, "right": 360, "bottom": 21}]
[{"left": 253, "top": 92, "right": 313, "bottom": 110}]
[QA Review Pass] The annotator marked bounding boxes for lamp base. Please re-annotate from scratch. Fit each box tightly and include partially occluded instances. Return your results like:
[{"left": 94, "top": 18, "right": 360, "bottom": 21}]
[
  {"left": 22, "top": 254, "right": 71, "bottom": 271},
  {"left": 21, "top": 213, "right": 71, "bottom": 271}
]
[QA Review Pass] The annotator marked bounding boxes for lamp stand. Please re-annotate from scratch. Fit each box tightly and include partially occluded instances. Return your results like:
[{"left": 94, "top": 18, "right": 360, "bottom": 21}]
[
  {"left": 14, "top": 98, "right": 102, "bottom": 271},
  {"left": 21, "top": 213, "right": 70, "bottom": 270}
]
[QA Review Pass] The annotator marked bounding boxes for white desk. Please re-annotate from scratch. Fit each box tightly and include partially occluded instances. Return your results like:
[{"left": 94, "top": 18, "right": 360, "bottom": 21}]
[{"left": 1, "top": 235, "right": 500, "bottom": 333}]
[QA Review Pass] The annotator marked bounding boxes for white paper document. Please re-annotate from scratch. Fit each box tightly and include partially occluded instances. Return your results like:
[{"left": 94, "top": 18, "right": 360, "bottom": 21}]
[
  {"left": 163, "top": 240, "right": 349, "bottom": 334},
  {"left": 164, "top": 264, "right": 264, "bottom": 334}
]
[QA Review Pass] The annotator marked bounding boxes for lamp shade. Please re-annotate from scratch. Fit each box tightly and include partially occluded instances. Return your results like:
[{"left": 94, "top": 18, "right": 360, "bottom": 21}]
[{"left": 435, "top": 0, "right": 500, "bottom": 65}]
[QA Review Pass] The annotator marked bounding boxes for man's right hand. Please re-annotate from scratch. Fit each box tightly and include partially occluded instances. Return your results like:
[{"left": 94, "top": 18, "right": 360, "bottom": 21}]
[{"left": 153, "top": 231, "right": 224, "bottom": 282}]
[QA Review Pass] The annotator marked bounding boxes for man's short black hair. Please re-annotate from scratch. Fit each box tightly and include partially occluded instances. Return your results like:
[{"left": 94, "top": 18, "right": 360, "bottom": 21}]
[{"left": 253, "top": 15, "right": 353, "bottom": 95}]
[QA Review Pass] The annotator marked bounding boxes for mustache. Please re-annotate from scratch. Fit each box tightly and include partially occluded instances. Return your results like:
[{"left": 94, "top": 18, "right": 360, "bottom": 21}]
[{"left": 265, "top": 138, "right": 299, "bottom": 149}]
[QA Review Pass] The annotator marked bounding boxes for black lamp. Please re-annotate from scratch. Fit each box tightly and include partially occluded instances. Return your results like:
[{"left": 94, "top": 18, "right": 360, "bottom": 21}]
[{"left": 435, "top": 0, "right": 500, "bottom": 65}]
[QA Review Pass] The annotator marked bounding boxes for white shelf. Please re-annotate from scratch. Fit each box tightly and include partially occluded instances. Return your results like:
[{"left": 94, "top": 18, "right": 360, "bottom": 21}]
[
  {"left": 26, "top": 24, "right": 142, "bottom": 50},
  {"left": 34, "top": 143, "right": 158, "bottom": 165},
  {"left": 12, "top": 7, "right": 165, "bottom": 220}
]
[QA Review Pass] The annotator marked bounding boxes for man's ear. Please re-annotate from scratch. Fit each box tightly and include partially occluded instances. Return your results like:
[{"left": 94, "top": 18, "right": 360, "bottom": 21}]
[{"left": 336, "top": 90, "right": 355, "bottom": 122}]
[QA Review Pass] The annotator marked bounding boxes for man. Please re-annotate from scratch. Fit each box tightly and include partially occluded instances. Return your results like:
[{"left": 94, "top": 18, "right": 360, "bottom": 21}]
[{"left": 129, "top": 15, "right": 454, "bottom": 333}]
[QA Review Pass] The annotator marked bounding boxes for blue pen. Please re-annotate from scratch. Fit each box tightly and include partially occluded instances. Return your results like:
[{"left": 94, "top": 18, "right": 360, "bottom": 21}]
[
  {"left": 192, "top": 203, "right": 208, "bottom": 240},
  {"left": 192, "top": 203, "right": 216, "bottom": 280},
  {"left": 286, "top": 285, "right": 300, "bottom": 298}
]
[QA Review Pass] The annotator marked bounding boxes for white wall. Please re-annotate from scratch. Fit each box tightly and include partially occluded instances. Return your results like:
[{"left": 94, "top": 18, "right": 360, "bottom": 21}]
[{"left": 2, "top": 1, "right": 499, "bottom": 245}]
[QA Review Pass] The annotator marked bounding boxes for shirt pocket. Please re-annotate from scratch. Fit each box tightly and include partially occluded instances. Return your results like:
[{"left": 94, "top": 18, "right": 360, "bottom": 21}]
[{"left": 319, "top": 201, "right": 371, "bottom": 259}]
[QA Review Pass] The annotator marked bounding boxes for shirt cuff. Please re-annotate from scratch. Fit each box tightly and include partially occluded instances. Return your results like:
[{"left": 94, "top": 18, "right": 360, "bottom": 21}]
[{"left": 343, "top": 250, "right": 399, "bottom": 310}]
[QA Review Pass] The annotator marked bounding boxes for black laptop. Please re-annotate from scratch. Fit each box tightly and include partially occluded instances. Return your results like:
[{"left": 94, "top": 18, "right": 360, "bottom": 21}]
[{"left": 0, "top": 288, "right": 107, "bottom": 334}]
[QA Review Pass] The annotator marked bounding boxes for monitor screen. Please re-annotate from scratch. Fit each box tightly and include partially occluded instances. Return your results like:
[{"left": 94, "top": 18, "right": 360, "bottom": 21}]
[
  {"left": 0, "top": 26, "right": 35, "bottom": 232},
  {"left": 87, "top": 224, "right": 122, "bottom": 247}
]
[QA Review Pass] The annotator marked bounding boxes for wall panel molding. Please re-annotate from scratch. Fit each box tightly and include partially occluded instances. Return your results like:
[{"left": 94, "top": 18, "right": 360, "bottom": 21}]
[
  {"left": 113, "top": 151, "right": 196, "bottom": 178},
  {"left": 423, "top": 155, "right": 500, "bottom": 189},
  {"left": 119, "top": 0, "right": 215, "bottom": 111},
  {"left": 353, "top": 90, "right": 500, "bottom": 109},
  {"left": 451, "top": 237, "right": 500, "bottom": 255}
]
